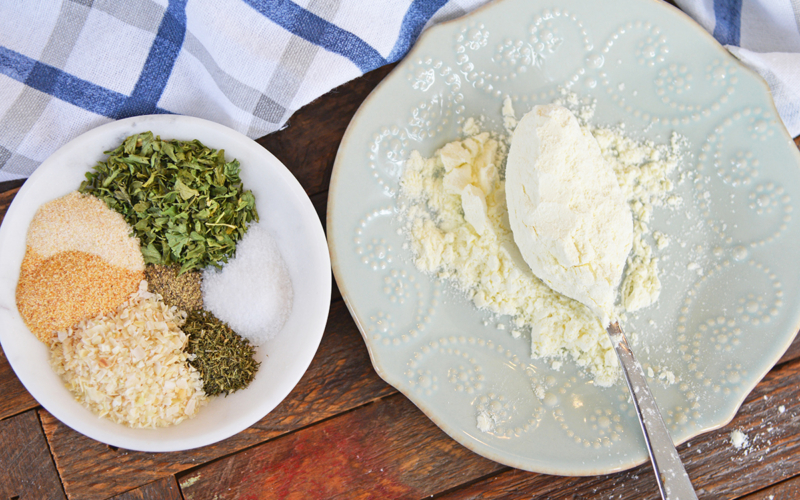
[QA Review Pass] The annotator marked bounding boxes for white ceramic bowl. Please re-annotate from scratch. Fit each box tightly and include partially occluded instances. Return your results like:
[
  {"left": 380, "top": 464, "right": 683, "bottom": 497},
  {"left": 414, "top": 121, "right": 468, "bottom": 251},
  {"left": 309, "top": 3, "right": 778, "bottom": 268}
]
[{"left": 0, "top": 115, "right": 331, "bottom": 452}]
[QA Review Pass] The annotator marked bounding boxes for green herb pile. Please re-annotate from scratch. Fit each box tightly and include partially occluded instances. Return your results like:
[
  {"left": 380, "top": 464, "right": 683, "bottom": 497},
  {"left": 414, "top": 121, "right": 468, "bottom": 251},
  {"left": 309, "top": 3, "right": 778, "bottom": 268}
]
[
  {"left": 79, "top": 132, "right": 258, "bottom": 273},
  {"left": 182, "top": 310, "right": 260, "bottom": 396}
]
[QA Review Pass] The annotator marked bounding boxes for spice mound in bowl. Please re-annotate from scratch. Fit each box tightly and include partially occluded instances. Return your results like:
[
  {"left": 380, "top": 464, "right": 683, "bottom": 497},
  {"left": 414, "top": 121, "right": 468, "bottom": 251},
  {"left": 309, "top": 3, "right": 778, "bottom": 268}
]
[
  {"left": 16, "top": 191, "right": 144, "bottom": 341},
  {"left": 14, "top": 132, "right": 296, "bottom": 429},
  {"left": 50, "top": 281, "right": 208, "bottom": 428}
]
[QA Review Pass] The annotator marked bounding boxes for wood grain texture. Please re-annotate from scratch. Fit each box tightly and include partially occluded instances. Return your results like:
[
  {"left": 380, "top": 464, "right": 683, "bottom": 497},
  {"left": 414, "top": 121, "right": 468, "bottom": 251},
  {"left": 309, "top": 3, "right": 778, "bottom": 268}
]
[
  {"left": 776, "top": 331, "right": 800, "bottom": 366},
  {"left": 0, "top": 185, "right": 21, "bottom": 225},
  {"left": 41, "top": 300, "right": 394, "bottom": 500},
  {"left": 0, "top": 410, "right": 66, "bottom": 500},
  {"left": 0, "top": 186, "right": 39, "bottom": 422},
  {"left": 740, "top": 475, "right": 800, "bottom": 500},
  {"left": 257, "top": 64, "right": 396, "bottom": 197},
  {"left": 178, "top": 393, "right": 504, "bottom": 500},
  {"left": 0, "top": 345, "right": 38, "bottom": 421},
  {"left": 310, "top": 190, "right": 341, "bottom": 302},
  {"left": 436, "top": 358, "right": 800, "bottom": 500},
  {"left": 108, "top": 477, "right": 182, "bottom": 500}
]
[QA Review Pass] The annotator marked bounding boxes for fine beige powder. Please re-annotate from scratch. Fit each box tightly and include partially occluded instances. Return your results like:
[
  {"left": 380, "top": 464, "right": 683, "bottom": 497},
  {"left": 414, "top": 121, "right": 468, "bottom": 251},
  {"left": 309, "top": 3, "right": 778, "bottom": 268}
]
[{"left": 25, "top": 191, "right": 144, "bottom": 272}]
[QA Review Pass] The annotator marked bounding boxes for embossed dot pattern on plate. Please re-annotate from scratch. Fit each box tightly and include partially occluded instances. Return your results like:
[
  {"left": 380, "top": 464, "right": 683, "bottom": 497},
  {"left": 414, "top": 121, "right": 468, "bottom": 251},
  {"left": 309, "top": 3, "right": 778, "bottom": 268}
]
[{"left": 328, "top": 0, "right": 800, "bottom": 475}]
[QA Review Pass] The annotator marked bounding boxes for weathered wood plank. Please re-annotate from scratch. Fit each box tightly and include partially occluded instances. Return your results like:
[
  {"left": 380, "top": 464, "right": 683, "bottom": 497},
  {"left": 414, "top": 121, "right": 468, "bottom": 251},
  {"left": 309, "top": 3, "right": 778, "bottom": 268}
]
[
  {"left": 0, "top": 410, "right": 66, "bottom": 500},
  {"left": 0, "top": 183, "right": 41, "bottom": 422},
  {"left": 0, "top": 184, "right": 21, "bottom": 225},
  {"left": 108, "top": 477, "right": 182, "bottom": 500},
  {"left": 776, "top": 331, "right": 800, "bottom": 366},
  {"left": 177, "top": 393, "right": 504, "bottom": 500},
  {"left": 436, "top": 358, "right": 800, "bottom": 500},
  {"left": 0, "top": 346, "right": 38, "bottom": 421},
  {"left": 310, "top": 190, "right": 342, "bottom": 303},
  {"left": 739, "top": 475, "right": 800, "bottom": 500},
  {"left": 311, "top": 190, "right": 327, "bottom": 232},
  {"left": 257, "top": 64, "right": 396, "bottom": 197},
  {"left": 42, "top": 300, "right": 394, "bottom": 500}
]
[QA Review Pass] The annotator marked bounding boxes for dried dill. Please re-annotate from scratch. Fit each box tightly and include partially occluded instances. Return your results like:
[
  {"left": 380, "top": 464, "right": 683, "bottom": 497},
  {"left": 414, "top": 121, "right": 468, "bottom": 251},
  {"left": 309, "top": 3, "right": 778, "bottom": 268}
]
[
  {"left": 182, "top": 310, "right": 259, "bottom": 396},
  {"left": 145, "top": 264, "right": 203, "bottom": 312}
]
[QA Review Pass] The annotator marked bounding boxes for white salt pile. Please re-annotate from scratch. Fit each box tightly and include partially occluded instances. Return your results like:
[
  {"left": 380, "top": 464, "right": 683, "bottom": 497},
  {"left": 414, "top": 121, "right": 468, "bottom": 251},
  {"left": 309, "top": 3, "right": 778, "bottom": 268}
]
[{"left": 202, "top": 222, "right": 293, "bottom": 345}]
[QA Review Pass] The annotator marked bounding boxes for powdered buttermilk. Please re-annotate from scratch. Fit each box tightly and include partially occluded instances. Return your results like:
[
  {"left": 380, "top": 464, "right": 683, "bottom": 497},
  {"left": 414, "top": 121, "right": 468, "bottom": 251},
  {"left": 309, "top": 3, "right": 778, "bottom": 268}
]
[
  {"left": 506, "top": 104, "right": 632, "bottom": 325},
  {"left": 398, "top": 112, "right": 680, "bottom": 386}
]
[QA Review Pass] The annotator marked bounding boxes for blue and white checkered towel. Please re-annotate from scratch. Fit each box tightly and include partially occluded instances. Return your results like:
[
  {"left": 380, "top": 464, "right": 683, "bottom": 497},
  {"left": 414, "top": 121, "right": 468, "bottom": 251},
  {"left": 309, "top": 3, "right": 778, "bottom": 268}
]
[
  {"left": 0, "top": 0, "right": 488, "bottom": 182},
  {"left": 2, "top": 1, "right": 799, "bottom": 183},
  {"left": 675, "top": 0, "right": 800, "bottom": 138}
]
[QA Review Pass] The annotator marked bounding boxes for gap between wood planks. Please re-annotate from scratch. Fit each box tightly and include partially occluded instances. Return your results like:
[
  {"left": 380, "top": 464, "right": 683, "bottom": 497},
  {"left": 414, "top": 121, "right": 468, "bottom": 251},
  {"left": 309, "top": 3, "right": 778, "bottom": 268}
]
[
  {"left": 739, "top": 473, "right": 800, "bottom": 499},
  {"left": 35, "top": 409, "right": 68, "bottom": 499}
]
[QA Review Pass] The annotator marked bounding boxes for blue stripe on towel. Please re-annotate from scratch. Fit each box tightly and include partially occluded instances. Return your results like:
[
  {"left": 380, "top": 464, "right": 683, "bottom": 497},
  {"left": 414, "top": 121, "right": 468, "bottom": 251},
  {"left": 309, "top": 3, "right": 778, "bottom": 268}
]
[
  {"left": 244, "top": 0, "right": 387, "bottom": 73},
  {"left": 117, "top": 0, "right": 188, "bottom": 117},
  {"left": 0, "top": 46, "right": 170, "bottom": 118},
  {"left": 0, "top": 45, "right": 35, "bottom": 82},
  {"left": 713, "top": 0, "right": 742, "bottom": 46},
  {"left": 387, "top": 0, "right": 449, "bottom": 63}
]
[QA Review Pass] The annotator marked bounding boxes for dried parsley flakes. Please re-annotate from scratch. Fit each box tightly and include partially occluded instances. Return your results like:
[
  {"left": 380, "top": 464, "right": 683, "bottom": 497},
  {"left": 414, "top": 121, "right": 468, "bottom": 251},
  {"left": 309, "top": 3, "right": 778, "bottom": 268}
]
[
  {"left": 182, "top": 310, "right": 260, "bottom": 396},
  {"left": 79, "top": 132, "right": 258, "bottom": 273}
]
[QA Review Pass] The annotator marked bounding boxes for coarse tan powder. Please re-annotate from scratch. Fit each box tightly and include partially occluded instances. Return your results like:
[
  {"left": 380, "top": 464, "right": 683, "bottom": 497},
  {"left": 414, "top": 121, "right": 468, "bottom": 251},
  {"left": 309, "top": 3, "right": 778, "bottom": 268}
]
[
  {"left": 25, "top": 191, "right": 144, "bottom": 272},
  {"left": 50, "top": 281, "right": 207, "bottom": 428},
  {"left": 16, "top": 250, "right": 142, "bottom": 342}
]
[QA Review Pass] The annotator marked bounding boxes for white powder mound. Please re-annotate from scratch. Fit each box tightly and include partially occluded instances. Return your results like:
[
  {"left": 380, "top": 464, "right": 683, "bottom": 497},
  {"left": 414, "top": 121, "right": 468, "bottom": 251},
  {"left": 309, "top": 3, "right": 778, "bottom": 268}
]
[
  {"left": 398, "top": 113, "right": 680, "bottom": 386},
  {"left": 202, "top": 223, "right": 293, "bottom": 345},
  {"left": 730, "top": 429, "right": 749, "bottom": 450},
  {"left": 506, "top": 104, "right": 633, "bottom": 325}
]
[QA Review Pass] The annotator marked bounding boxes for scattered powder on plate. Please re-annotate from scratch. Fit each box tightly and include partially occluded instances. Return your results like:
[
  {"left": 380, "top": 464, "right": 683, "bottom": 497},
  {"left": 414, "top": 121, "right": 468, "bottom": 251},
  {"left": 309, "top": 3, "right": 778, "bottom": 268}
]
[
  {"left": 202, "top": 222, "right": 293, "bottom": 345},
  {"left": 24, "top": 191, "right": 144, "bottom": 271},
  {"left": 17, "top": 250, "right": 142, "bottom": 341},
  {"left": 49, "top": 281, "right": 207, "bottom": 428},
  {"left": 398, "top": 111, "right": 680, "bottom": 386}
]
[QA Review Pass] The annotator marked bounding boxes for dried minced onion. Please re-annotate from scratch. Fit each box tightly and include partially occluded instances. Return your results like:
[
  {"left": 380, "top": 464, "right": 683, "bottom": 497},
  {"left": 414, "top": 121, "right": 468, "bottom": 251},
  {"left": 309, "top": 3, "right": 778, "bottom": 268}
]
[{"left": 49, "top": 280, "right": 207, "bottom": 428}]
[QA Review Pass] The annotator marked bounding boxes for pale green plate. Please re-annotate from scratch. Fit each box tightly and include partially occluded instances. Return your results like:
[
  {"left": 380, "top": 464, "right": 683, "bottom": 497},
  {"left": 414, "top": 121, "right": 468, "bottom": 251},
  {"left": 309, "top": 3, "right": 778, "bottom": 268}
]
[{"left": 328, "top": 0, "right": 800, "bottom": 475}]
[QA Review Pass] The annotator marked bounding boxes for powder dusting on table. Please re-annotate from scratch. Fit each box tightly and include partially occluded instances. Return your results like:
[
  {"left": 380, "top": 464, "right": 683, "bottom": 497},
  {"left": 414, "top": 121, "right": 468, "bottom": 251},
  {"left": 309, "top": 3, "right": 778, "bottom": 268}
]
[
  {"left": 202, "top": 222, "right": 293, "bottom": 345},
  {"left": 730, "top": 429, "right": 750, "bottom": 450}
]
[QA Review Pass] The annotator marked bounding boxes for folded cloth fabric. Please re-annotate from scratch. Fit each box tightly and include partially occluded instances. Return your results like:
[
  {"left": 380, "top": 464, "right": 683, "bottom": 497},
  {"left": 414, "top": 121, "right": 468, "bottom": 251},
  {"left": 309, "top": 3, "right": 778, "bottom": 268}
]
[
  {"left": 0, "top": 0, "right": 489, "bottom": 182},
  {"left": 675, "top": 0, "right": 800, "bottom": 138}
]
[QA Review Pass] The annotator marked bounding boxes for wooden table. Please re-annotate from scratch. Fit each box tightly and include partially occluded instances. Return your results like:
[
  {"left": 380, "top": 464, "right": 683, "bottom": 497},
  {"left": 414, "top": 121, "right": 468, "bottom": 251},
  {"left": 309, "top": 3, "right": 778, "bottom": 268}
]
[{"left": 2, "top": 56, "right": 800, "bottom": 500}]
